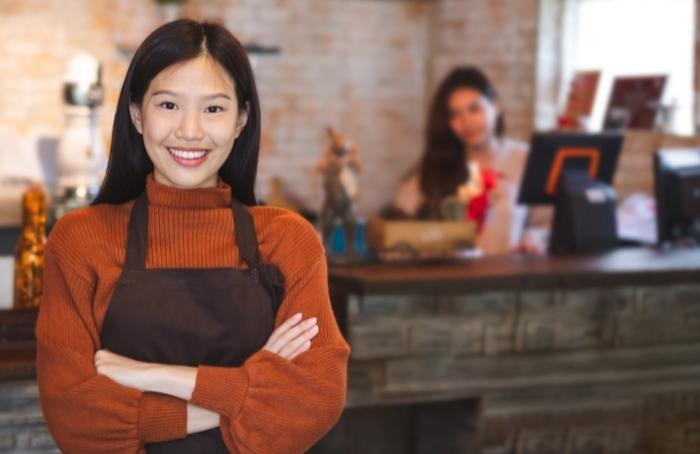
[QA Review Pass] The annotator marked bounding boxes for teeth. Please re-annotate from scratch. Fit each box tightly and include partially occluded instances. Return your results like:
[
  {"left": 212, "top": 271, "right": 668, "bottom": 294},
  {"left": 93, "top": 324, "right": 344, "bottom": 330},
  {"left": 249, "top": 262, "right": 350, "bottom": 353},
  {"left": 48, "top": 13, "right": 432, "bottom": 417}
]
[{"left": 168, "top": 148, "right": 208, "bottom": 159}]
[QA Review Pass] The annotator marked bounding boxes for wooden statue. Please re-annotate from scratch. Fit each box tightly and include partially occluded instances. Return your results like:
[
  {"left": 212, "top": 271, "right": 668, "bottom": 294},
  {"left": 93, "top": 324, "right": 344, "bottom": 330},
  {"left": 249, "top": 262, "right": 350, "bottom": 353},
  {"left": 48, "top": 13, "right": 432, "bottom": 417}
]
[{"left": 315, "top": 127, "right": 362, "bottom": 260}]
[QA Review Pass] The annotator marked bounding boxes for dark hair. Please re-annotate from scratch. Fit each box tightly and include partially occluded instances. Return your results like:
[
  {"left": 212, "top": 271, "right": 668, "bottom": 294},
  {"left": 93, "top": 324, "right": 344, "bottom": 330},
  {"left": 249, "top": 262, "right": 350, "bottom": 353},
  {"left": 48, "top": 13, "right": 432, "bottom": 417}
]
[
  {"left": 417, "top": 66, "right": 504, "bottom": 217},
  {"left": 91, "top": 19, "right": 261, "bottom": 206}
]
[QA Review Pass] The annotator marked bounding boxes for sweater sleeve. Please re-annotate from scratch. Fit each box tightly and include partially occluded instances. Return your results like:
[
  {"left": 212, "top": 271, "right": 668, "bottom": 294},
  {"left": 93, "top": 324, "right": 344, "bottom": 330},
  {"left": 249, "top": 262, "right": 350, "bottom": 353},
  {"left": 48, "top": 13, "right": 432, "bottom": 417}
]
[
  {"left": 36, "top": 235, "right": 189, "bottom": 453},
  {"left": 189, "top": 236, "right": 351, "bottom": 454}
]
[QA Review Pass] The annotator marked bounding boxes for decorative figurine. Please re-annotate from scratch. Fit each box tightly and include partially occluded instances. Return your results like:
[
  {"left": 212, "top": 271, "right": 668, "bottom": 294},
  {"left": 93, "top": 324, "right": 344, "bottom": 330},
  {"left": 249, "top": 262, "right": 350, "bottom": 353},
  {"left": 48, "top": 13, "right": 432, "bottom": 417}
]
[
  {"left": 315, "top": 127, "right": 362, "bottom": 262},
  {"left": 14, "top": 185, "right": 47, "bottom": 309}
]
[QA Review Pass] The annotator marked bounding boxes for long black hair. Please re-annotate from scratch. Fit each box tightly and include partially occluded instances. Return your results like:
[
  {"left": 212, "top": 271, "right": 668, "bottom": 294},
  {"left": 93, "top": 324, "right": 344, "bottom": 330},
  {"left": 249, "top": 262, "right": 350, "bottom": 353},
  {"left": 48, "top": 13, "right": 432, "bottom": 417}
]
[
  {"left": 417, "top": 66, "right": 504, "bottom": 217},
  {"left": 92, "top": 19, "right": 261, "bottom": 206}
]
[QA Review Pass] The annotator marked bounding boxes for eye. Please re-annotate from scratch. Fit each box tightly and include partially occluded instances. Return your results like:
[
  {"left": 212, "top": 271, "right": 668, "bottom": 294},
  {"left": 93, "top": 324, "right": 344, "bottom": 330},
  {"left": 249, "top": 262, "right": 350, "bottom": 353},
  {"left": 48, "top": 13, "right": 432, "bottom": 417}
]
[
  {"left": 159, "top": 101, "right": 177, "bottom": 110},
  {"left": 468, "top": 104, "right": 482, "bottom": 113},
  {"left": 205, "top": 105, "right": 224, "bottom": 113}
]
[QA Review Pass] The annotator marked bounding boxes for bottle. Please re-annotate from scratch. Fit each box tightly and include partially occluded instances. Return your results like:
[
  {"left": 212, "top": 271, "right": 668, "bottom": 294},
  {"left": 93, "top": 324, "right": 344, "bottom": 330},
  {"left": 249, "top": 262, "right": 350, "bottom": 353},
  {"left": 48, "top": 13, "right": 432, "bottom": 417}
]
[{"left": 13, "top": 185, "right": 47, "bottom": 309}]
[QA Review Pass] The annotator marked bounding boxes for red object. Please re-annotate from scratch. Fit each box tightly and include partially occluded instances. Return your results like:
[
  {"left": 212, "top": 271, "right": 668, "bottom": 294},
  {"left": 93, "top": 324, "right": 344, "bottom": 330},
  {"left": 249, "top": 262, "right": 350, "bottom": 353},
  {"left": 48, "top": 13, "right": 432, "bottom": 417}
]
[
  {"left": 465, "top": 168, "right": 501, "bottom": 233},
  {"left": 557, "top": 115, "right": 578, "bottom": 129}
]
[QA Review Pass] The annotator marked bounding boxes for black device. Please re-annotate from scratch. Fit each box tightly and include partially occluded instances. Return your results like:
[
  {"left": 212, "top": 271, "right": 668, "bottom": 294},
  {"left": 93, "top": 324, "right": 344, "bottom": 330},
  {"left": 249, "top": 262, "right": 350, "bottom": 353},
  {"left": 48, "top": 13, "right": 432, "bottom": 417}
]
[
  {"left": 654, "top": 149, "right": 700, "bottom": 246},
  {"left": 518, "top": 132, "right": 624, "bottom": 255}
]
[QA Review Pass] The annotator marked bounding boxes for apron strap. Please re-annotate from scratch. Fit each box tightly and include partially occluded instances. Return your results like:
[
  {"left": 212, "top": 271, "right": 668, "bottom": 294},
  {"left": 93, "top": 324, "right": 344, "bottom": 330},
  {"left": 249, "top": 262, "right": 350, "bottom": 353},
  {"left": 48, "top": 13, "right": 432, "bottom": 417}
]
[
  {"left": 231, "top": 197, "right": 261, "bottom": 266},
  {"left": 124, "top": 190, "right": 149, "bottom": 270},
  {"left": 124, "top": 190, "right": 285, "bottom": 308},
  {"left": 231, "top": 198, "right": 286, "bottom": 309}
]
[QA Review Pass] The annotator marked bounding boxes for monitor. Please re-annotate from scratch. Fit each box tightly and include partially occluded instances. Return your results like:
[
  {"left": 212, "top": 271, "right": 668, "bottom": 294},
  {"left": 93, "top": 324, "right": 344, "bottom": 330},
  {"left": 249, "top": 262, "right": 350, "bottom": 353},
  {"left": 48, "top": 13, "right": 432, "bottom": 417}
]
[
  {"left": 518, "top": 132, "right": 624, "bottom": 255},
  {"left": 518, "top": 132, "right": 624, "bottom": 205},
  {"left": 655, "top": 149, "right": 700, "bottom": 246}
]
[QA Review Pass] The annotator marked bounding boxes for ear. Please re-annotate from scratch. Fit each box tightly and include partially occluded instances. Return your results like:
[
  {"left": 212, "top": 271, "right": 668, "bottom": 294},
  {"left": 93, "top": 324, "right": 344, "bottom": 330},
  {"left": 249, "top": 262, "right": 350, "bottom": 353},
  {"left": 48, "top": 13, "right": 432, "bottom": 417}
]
[
  {"left": 129, "top": 102, "right": 143, "bottom": 135},
  {"left": 235, "top": 101, "right": 250, "bottom": 138}
]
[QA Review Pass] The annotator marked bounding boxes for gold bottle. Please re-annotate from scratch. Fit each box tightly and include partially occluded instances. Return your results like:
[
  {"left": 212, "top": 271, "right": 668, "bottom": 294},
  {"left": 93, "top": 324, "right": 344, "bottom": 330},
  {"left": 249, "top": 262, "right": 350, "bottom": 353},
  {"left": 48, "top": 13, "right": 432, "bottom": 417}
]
[{"left": 13, "top": 185, "right": 47, "bottom": 309}]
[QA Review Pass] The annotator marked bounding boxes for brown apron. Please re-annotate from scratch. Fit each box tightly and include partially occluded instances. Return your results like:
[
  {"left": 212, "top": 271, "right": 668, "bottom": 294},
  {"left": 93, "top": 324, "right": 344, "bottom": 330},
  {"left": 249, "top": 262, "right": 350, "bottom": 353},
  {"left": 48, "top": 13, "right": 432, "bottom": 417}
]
[{"left": 99, "top": 190, "right": 285, "bottom": 453}]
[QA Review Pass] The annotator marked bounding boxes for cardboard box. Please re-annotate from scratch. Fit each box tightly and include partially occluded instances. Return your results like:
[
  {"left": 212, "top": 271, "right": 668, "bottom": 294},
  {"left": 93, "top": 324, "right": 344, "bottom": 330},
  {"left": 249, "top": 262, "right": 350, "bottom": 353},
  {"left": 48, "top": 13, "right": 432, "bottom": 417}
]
[{"left": 367, "top": 218, "right": 476, "bottom": 257}]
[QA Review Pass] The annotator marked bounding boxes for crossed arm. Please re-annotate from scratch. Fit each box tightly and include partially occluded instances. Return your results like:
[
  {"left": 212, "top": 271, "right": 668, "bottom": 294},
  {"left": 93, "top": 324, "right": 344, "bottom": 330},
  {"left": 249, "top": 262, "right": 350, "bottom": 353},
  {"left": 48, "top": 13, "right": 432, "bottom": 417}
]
[
  {"left": 93, "top": 313, "right": 319, "bottom": 435},
  {"left": 37, "top": 242, "right": 350, "bottom": 454}
]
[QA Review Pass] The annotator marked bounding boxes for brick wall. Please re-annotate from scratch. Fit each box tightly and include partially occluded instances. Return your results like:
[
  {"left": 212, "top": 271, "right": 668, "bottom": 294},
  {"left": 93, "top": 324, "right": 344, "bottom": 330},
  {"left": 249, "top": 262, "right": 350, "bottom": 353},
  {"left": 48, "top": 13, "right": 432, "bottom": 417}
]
[
  {"left": 428, "top": 0, "right": 540, "bottom": 142},
  {"left": 2, "top": 0, "right": 699, "bottom": 218},
  {"left": 0, "top": 381, "right": 57, "bottom": 453},
  {"left": 0, "top": 0, "right": 434, "bottom": 217},
  {"left": 340, "top": 283, "right": 700, "bottom": 452}
]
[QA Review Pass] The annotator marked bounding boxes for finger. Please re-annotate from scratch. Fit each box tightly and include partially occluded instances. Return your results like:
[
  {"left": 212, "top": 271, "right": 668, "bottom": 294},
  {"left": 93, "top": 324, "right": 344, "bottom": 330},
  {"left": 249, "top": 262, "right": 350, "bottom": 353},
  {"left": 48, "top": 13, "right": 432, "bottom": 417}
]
[
  {"left": 268, "top": 317, "right": 316, "bottom": 353},
  {"left": 268, "top": 317, "right": 317, "bottom": 353},
  {"left": 266, "top": 312, "right": 303, "bottom": 347},
  {"left": 280, "top": 325, "right": 319, "bottom": 359},
  {"left": 264, "top": 314, "right": 306, "bottom": 354},
  {"left": 280, "top": 337, "right": 312, "bottom": 361},
  {"left": 278, "top": 324, "right": 319, "bottom": 359},
  {"left": 287, "top": 340, "right": 312, "bottom": 361}
]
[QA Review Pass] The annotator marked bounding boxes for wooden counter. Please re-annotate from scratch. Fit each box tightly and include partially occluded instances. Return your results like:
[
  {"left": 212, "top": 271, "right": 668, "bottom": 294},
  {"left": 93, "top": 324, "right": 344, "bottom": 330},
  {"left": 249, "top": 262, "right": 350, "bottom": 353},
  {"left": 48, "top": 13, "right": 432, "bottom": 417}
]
[
  {"left": 3, "top": 247, "right": 700, "bottom": 453},
  {"left": 320, "top": 247, "right": 700, "bottom": 453},
  {"left": 329, "top": 246, "right": 700, "bottom": 295}
]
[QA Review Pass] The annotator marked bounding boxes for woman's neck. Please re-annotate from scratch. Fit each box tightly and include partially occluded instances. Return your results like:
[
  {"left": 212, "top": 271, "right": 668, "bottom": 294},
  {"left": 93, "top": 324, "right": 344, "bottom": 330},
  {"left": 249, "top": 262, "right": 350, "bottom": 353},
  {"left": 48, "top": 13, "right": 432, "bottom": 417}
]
[
  {"left": 145, "top": 171, "right": 232, "bottom": 209},
  {"left": 465, "top": 136, "right": 500, "bottom": 167}
]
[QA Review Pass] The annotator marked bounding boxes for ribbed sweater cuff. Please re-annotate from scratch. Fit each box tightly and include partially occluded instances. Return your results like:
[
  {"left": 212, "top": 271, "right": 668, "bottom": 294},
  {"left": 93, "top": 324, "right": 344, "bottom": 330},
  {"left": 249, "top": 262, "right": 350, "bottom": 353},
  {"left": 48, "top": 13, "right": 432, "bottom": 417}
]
[
  {"left": 137, "top": 391, "right": 188, "bottom": 444},
  {"left": 190, "top": 364, "right": 249, "bottom": 419}
]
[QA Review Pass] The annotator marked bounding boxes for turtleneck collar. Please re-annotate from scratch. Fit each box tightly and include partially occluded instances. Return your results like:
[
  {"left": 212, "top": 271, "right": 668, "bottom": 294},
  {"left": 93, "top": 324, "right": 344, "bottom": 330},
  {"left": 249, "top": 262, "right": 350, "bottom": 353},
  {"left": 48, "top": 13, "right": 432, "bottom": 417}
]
[{"left": 145, "top": 171, "right": 232, "bottom": 209}]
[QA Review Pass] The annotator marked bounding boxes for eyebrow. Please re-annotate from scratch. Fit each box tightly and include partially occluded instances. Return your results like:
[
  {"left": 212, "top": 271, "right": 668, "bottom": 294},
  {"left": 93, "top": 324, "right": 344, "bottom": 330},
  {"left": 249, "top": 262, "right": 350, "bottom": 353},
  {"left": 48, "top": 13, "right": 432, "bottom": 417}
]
[{"left": 152, "top": 90, "right": 232, "bottom": 100}]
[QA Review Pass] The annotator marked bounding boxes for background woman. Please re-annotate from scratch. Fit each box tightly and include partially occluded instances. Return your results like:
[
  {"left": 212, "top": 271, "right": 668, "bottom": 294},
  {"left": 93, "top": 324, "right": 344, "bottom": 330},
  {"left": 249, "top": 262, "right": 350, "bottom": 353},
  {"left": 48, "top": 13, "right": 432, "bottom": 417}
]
[{"left": 392, "top": 66, "right": 548, "bottom": 255}]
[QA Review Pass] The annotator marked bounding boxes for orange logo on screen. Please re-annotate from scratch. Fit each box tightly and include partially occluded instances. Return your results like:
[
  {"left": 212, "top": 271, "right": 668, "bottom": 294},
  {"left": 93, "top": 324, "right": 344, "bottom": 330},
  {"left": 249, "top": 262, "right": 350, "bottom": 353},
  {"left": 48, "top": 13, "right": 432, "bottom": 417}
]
[{"left": 545, "top": 148, "right": 601, "bottom": 196}]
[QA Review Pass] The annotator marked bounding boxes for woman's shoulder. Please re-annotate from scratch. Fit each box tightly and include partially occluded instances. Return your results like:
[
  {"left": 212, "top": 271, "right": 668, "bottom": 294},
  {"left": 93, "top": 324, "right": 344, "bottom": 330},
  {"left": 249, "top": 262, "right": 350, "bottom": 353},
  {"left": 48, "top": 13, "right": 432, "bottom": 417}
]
[
  {"left": 498, "top": 137, "right": 529, "bottom": 155},
  {"left": 493, "top": 137, "right": 529, "bottom": 174},
  {"left": 249, "top": 205, "right": 317, "bottom": 235},
  {"left": 249, "top": 205, "right": 325, "bottom": 271},
  {"left": 47, "top": 201, "right": 132, "bottom": 259}
]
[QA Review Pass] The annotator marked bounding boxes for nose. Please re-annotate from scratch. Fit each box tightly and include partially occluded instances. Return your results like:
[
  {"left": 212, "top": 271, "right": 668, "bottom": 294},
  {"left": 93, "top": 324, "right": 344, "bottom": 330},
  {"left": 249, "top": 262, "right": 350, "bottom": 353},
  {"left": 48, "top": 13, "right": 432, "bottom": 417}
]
[{"left": 174, "top": 109, "right": 205, "bottom": 141}]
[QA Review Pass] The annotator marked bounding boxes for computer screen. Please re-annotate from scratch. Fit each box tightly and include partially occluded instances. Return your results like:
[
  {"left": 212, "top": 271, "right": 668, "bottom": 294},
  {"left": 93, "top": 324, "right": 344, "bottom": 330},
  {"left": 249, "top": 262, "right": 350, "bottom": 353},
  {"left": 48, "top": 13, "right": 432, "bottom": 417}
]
[
  {"left": 655, "top": 149, "right": 700, "bottom": 245},
  {"left": 518, "top": 132, "right": 624, "bottom": 206}
]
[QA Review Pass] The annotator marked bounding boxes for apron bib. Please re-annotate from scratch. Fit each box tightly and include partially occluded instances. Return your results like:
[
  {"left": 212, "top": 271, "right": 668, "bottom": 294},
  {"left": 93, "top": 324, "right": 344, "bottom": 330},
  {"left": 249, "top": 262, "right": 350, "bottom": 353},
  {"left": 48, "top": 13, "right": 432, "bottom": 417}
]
[{"left": 100, "top": 190, "right": 285, "bottom": 453}]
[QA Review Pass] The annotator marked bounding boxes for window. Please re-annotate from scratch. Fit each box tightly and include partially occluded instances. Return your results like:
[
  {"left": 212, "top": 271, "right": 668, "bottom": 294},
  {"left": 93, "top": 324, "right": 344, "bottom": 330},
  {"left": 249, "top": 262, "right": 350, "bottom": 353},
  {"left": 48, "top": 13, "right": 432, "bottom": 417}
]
[{"left": 561, "top": 0, "right": 695, "bottom": 134}]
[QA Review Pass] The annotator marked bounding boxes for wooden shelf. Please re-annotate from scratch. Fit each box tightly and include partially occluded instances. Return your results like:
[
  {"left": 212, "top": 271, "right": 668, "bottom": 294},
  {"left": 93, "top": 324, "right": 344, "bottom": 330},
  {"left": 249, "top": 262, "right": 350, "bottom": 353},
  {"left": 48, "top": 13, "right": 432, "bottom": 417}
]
[{"left": 0, "top": 307, "right": 38, "bottom": 380}]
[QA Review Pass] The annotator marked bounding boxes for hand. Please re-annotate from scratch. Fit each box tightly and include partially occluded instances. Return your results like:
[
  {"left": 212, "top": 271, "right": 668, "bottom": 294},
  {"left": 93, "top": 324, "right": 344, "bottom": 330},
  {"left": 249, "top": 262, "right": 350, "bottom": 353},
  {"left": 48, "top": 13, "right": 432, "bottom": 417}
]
[
  {"left": 96, "top": 351, "right": 220, "bottom": 435},
  {"left": 263, "top": 312, "right": 319, "bottom": 360},
  {"left": 94, "top": 349, "right": 158, "bottom": 391},
  {"left": 187, "top": 402, "right": 220, "bottom": 434},
  {"left": 511, "top": 239, "right": 545, "bottom": 255}
]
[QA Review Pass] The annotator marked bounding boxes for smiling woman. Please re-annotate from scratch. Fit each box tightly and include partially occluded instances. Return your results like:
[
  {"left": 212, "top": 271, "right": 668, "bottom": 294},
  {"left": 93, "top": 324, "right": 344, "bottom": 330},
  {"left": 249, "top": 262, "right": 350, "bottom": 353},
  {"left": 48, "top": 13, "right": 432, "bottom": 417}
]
[
  {"left": 129, "top": 56, "right": 248, "bottom": 189},
  {"left": 35, "top": 19, "right": 350, "bottom": 454}
]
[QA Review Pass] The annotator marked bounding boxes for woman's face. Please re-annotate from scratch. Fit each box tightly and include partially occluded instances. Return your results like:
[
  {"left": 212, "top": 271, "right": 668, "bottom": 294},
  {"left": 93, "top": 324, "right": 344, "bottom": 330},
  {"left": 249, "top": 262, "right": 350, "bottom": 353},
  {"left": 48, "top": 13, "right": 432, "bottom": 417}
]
[
  {"left": 129, "top": 54, "right": 248, "bottom": 189},
  {"left": 447, "top": 87, "right": 499, "bottom": 149}
]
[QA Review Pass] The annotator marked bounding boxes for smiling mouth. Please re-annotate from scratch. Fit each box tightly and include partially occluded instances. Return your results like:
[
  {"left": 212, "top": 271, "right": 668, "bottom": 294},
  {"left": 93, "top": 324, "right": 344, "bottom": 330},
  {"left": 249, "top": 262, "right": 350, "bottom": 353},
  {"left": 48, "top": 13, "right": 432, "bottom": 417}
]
[
  {"left": 166, "top": 147, "right": 211, "bottom": 167},
  {"left": 167, "top": 147, "right": 210, "bottom": 159}
]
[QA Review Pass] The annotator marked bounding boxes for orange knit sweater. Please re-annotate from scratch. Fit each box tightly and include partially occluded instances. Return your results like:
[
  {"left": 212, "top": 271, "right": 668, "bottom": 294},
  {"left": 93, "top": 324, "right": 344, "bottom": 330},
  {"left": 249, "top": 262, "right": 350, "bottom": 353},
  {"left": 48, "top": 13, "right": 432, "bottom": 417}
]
[{"left": 35, "top": 172, "right": 351, "bottom": 454}]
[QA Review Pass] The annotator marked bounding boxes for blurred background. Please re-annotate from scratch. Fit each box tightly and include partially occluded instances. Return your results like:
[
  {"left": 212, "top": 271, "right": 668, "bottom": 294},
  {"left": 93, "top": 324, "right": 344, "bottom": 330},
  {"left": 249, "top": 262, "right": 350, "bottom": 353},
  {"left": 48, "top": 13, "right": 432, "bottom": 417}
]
[
  {"left": 0, "top": 0, "right": 694, "bottom": 221},
  {"left": 2, "top": 1, "right": 700, "bottom": 453}
]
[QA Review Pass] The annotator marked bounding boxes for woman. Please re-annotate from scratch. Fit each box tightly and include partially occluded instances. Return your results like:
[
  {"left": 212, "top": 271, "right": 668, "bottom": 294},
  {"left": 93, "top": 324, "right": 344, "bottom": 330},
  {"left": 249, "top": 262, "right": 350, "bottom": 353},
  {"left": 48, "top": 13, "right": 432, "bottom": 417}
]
[
  {"left": 36, "top": 19, "right": 350, "bottom": 453},
  {"left": 392, "top": 67, "right": 548, "bottom": 255}
]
